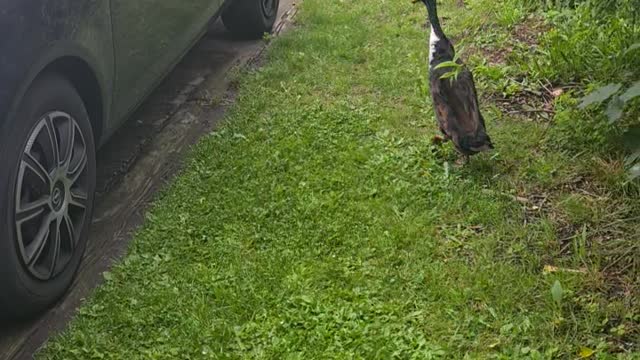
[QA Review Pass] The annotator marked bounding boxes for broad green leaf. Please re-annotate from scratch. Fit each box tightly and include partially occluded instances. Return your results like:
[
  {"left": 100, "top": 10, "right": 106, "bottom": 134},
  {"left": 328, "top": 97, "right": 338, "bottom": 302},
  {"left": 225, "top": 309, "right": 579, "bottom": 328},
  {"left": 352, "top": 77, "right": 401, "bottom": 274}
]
[
  {"left": 439, "top": 71, "right": 459, "bottom": 81},
  {"left": 434, "top": 61, "right": 460, "bottom": 70},
  {"left": 621, "top": 81, "right": 640, "bottom": 102},
  {"left": 623, "top": 43, "right": 640, "bottom": 56},
  {"left": 622, "top": 127, "right": 640, "bottom": 151},
  {"left": 625, "top": 128, "right": 640, "bottom": 165},
  {"left": 551, "top": 280, "right": 563, "bottom": 306},
  {"left": 605, "top": 95, "right": 625, "bottom": 123},
  {"left": 440, "top": 71, "right": 456, "bottom": 79},
  {"left": 578, "top": 83, "right": 622, "bottom": 109}
]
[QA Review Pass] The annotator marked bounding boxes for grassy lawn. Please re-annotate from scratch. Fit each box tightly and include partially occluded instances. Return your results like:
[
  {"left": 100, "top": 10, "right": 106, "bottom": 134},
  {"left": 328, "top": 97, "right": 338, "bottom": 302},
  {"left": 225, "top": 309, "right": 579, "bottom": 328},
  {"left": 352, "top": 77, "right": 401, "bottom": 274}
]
[{"left": 41, "top": 0, "right": 639, "bottom": 358}]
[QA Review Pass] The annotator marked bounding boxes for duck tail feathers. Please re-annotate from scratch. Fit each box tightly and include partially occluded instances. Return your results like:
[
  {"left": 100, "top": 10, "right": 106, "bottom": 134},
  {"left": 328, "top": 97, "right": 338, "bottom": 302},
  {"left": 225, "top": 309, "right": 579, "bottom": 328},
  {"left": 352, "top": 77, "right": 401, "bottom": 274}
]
[{"left": 467, "top": 133, "right": 494, "bottom": 153}]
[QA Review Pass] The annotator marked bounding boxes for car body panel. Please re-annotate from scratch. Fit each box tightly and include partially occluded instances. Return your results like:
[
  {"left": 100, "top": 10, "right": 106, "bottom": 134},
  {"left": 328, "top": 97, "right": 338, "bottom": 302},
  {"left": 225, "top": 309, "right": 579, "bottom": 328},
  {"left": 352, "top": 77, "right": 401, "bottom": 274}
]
[
  {"left": 109, "top": 0, "right": 224, "bottom": 131},
  {"left": 0, "top": 0, "right": 226, "bottom": 146},
  {"left": 0, "top": 0, "right": 114, "bottom": 142}
]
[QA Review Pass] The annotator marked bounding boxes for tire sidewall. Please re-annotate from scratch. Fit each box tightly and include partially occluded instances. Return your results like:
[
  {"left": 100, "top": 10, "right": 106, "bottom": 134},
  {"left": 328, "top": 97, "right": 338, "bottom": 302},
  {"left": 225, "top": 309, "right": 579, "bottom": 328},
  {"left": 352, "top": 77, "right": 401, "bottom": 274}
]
[
  {"left": 0, "top": 73, "right": 96, "bottom": 318},
  {"left": 260, "top": 0, "right": 280, "bottom": 29},
  {"left": 223, "top": 0, "right": 280, "bottom": 38}
]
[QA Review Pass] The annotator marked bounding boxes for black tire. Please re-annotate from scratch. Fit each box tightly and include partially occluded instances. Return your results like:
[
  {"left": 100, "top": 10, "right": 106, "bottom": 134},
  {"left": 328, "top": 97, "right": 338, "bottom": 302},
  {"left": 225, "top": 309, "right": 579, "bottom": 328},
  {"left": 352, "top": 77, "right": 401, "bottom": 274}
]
[
  {"left": 0, "top": 73, "right": 96, "bottom": 320},
  {"left": 222, "top": 0, "right": 280, "bottom": 39}
]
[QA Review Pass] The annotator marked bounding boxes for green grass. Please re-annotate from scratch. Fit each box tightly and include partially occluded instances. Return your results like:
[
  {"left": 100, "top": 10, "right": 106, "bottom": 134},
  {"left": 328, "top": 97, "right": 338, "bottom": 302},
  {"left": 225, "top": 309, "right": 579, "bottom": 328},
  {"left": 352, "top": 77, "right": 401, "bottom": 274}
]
[{"left": 40, "top": 0, "right": 640, "bottom": 358}]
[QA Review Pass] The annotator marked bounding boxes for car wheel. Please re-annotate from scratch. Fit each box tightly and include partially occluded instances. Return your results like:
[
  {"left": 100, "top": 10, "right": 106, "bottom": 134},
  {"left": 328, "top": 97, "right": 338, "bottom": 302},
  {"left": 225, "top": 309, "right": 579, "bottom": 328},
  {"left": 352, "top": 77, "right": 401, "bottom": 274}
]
[
  {"left": 222, "top": 0, "right": 280, "bottom": 39},
  {"left": 0, "top": 73, "right": 96, "bottom": 320}
]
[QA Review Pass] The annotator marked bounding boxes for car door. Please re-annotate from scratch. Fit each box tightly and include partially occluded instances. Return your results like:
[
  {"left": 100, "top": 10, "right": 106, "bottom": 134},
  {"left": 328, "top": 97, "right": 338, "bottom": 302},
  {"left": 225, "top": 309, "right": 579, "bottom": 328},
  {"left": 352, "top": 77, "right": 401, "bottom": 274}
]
[{"left": 109, "top": 0, "right": 222, "bottom": 127}]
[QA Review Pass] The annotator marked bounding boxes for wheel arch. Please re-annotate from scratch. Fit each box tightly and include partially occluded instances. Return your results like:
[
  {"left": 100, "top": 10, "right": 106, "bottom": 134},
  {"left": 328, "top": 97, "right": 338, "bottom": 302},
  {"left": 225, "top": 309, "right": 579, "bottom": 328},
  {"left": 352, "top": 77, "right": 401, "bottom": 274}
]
[
  {"left": 38, "top": 57, "right": 104, "bottom": 144},
  {"left": 6, "top": 42, "right": 112, "bottom": 147}
]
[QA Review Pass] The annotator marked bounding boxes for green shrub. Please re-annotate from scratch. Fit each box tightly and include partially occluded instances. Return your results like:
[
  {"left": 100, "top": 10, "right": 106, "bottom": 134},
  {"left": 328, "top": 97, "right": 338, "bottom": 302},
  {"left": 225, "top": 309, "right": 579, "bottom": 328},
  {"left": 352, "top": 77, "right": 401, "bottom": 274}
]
[
  {"left": 502, "top": 0, "right": 640, "bottom": 178},
  {"left": 517, "top": 5, "right": 640, "bottom": 83}
]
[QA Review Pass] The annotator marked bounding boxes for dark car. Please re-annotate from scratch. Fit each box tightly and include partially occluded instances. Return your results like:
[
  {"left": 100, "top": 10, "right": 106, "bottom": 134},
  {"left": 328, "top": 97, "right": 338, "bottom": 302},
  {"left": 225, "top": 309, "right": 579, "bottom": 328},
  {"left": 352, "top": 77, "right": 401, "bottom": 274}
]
[{"left": 0, "top": 0, "right": 280, "bottom": 319}]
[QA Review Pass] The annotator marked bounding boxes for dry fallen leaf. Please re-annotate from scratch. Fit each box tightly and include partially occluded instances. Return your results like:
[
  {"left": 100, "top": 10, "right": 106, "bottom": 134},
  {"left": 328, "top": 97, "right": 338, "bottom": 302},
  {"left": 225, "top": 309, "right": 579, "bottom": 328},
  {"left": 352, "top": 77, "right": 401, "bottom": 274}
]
[
  {"left": 578, "top": 346, "right": 595, "bottom": 358},
  {"left": 543, "top": 265, "right": 587, "bottom": 275}
]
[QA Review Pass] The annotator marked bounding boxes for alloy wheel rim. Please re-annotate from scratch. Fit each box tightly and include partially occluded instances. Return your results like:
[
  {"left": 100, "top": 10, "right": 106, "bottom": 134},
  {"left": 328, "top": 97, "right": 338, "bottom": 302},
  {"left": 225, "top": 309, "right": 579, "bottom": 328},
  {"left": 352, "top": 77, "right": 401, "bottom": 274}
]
[{"left": 14, "top": 111, "right": 89, "bottom": 280}]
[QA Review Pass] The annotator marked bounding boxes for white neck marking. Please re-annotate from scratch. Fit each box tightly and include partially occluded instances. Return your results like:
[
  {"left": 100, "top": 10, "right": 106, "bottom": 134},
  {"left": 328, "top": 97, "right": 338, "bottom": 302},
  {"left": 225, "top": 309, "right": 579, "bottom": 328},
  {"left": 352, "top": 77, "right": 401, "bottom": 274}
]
[{"left": 429, "top": 25, "right": 440, "bottom": 65}]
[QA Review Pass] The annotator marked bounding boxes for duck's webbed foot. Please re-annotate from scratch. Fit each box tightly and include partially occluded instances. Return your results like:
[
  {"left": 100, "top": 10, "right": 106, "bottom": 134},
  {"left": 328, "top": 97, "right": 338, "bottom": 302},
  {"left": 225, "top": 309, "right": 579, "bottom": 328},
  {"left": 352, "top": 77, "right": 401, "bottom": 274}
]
[{"left": 431, "top": 135, "right": 450, "bottom": 146}]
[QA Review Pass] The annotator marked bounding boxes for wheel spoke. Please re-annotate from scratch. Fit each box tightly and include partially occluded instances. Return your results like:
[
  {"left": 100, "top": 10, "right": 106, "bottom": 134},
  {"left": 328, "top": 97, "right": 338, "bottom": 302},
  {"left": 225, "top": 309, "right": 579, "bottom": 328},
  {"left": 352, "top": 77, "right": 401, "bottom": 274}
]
[
  {"left": 15, "top": 197, "right": 50, "bottom": 224},
  {"left": 69, "top": 189, "right": 88, "bottom": 210},
  {"left": 44, "top": 115, "right": 60, "bottom": 166},
  {"left": 46, "top": 217, "right": 62, "bottom": 278},
  {"left": 24, "top": 214, "right": 55, "bottom": 266},
  {"left": 62, "top": 213, "right": 76, "bottom": 251},
  {"left": 22, "top": 152, "right": 52, "bottom": 189},
  {"left": 68, "top": 150, "right": 87, "bottom": 185},
  {"left": 62, "top": 119, "right": 76, "bottom": 170}
]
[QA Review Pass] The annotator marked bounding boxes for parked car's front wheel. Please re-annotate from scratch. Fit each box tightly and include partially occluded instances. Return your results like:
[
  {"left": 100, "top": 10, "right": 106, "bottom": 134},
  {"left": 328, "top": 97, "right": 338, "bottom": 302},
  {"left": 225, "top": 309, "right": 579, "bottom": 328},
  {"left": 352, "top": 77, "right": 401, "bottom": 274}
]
[
  {"left": 0, "top": 73, "right": 96, "bottom": 320},
  {"left": 222, "top": 0, "right": 280, "bottom": 39}
]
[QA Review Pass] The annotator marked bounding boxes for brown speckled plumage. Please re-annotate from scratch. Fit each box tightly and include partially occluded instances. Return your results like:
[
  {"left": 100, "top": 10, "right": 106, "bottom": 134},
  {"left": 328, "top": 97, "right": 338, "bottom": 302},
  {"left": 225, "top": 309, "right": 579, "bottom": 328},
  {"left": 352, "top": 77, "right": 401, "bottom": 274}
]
[{"left": 416, "top": 0, "right": 493, "bottom": 161}]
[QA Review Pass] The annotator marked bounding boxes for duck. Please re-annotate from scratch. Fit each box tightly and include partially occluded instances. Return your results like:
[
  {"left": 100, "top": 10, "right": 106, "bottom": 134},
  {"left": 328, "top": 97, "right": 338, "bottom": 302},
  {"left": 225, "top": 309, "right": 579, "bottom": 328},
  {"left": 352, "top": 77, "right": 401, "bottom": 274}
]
[{"left": 414, "top": 0, "right": 493, "bottom": 164}]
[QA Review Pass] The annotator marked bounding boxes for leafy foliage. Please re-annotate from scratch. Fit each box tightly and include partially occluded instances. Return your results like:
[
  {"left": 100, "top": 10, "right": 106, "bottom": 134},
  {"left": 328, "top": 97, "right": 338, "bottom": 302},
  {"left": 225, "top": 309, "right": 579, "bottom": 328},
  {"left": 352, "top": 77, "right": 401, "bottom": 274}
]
[
  {"left": 516, "top": 1, "right": 640, "bottom": 83},
  {"left": 579, "top": 79, "right": 640, "bottom": 178},
  {"left": 624, "top": 43, "right": 640, "bottom": 56},
  {"left": 551, "top": 280, "right": 564, "bottom": 307},
  {"left": 621, "top": 81, "right": 640, "bottom": 102},
  {"left": 579, "top": 81, "right": 638, "bottom": 123},
  {"left": 434, "top": 60, "right": 464, "bottom": 82},
  {"left": 513, "top": 0, "right": 640, "bottom": 180},
  {"left": 578, "top": 84, "right": 623, "bottom": 110}
]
